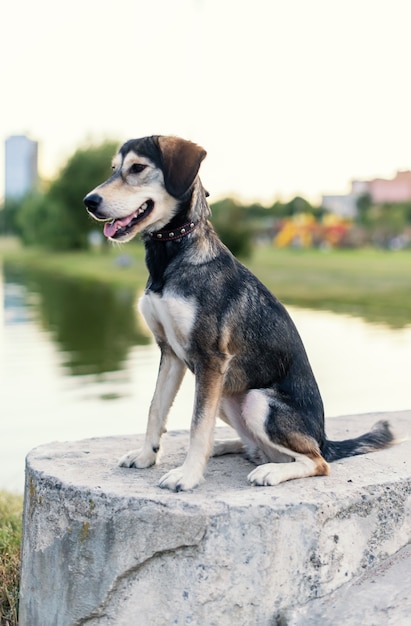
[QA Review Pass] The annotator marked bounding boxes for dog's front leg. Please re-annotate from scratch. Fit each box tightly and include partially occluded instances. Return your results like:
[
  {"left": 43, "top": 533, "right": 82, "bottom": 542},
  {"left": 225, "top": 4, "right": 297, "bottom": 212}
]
[
  {"left": 119, "top": 346, "right": 186, "bottom": 469},
  {"left": 158, "top": 361, "right": 225, "bottom": 492}
]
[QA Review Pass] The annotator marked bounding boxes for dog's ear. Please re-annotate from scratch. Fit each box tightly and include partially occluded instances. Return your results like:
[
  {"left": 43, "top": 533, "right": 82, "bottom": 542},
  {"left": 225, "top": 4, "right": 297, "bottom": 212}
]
[{"left": 157, "top": 136, "right": 207, "bottom": 198}]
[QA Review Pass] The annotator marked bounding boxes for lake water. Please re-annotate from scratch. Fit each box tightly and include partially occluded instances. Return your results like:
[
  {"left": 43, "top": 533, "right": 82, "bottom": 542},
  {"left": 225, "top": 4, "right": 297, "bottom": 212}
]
[{"left": 1, "top": 261, "right": 410, "bottom": 492}]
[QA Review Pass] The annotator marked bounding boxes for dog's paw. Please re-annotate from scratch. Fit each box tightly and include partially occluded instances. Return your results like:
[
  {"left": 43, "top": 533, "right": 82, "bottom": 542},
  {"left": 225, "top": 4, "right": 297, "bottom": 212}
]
[
  {"left": 158, "top": 466, "right": 204, "bottom": 492},
  {"left": 247, "top": 463, "right": 283, "bottom": 486},
  {"left": 118, "top": 447, "right": 157, "bottom": 469}
]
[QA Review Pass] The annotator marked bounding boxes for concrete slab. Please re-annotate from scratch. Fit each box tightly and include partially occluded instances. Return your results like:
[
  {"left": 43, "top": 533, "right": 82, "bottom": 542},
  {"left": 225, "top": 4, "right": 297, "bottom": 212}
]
[
  {"left": 287, "top": 543, "right": 411, "bottom": 626},
  {"left": 19, "top": 411, "right": 411, "bottom": 626}
]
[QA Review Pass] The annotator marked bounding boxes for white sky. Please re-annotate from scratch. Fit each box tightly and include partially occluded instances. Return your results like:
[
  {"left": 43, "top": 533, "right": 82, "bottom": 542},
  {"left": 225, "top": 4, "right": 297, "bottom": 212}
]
[{"left": 2, "top": 0, "right": 411, "bottom": 204}]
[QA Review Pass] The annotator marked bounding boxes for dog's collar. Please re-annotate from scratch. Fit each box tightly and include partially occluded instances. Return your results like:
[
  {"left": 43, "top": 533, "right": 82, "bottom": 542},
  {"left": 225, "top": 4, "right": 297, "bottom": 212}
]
[{"left": 148, "top": 220, "right": 198, "bottom": 242}]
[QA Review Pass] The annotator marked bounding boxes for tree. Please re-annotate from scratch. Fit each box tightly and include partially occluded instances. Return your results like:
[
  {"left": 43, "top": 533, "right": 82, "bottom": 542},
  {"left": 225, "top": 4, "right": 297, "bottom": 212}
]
[
  {"left": 46, "top": 140, "right": 119, "bottom": 249},
  {"left": 17, "top": 192, "right": 68, "bottom": 248},
  {"left": 0, "top": 197, "right": 23, "bottom": 235},
  {"left": 210, "top": 198, "right": 253, "bottom": 258},
  {"left": 16, "top": 140, "right": 119, "bottom": 250},
  {"left": 370, "top": 204, "right": 408, "bottom": 246},
  {"left": 356, "top": 193, "right": 372, "bottom": 226}
]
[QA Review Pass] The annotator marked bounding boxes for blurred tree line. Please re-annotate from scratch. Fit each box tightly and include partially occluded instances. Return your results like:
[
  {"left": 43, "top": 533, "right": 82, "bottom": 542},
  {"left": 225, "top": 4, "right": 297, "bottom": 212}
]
[
  {"left": 0, "top": 141, "right": 118, "bottom": 250},
  {"left": 355, "top": 192, "right": 411, "bottom": 248},
  {"left": 1, "top": 141, "right": 411, "bottom": 255}
]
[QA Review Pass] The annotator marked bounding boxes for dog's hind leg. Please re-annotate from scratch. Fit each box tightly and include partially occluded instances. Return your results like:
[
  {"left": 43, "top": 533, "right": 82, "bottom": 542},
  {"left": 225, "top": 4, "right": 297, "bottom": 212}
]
[
  {"left": 159, "top": 360, "right": 226, "bottom": 491},
  {"left": 212, "top": 395, "right": 247, "bottom": 457},
  {"left": 212, "top": 438, "right": 244, "bottom": 456},
  {"left": 241, "top": 390, "right": 330, "bottom": 486},
  {"left": 247, "top": 448, "right": 329, "bottom": 486},
  {"left": 119, "top": 346, "right": 186, "bottom": 469}
]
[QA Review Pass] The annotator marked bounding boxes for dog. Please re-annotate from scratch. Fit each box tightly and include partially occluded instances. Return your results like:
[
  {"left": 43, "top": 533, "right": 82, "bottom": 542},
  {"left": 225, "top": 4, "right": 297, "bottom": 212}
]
[{"left": 84, "top": 135, "right": 394, "bottom": 492}]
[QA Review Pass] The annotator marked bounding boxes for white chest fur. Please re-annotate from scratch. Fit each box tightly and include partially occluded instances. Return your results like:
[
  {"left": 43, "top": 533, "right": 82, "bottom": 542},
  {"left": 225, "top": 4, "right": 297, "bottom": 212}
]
[{"left": 139, "top": 292, "right": 197, "bottom": 361}]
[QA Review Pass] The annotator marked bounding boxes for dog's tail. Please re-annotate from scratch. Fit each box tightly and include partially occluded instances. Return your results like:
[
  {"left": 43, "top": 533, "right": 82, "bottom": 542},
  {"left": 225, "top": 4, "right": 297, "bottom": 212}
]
[{"left": 322, "top": 419, "right": 394, "bottom": 462}]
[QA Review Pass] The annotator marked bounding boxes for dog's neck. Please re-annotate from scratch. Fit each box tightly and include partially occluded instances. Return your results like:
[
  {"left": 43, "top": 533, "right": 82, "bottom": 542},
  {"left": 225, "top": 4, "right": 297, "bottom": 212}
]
[
  {"left": 146, "top": 177, "right": 209, "bottom": 241},
  {"left": 142, "top": 178, "right": 215, "bottom": 293}
]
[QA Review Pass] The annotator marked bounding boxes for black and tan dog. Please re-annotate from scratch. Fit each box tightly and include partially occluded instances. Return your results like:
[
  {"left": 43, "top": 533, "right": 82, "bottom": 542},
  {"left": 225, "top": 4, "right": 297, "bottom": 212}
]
[{"left": 84, "top": 136, "right": 393, "bottom": 492}]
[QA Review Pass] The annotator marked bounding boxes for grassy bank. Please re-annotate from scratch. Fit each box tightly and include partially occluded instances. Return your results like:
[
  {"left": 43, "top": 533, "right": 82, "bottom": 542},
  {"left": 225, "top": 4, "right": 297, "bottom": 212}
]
[
  {"left": 249, "top": 246, "right": 411, "bottom": 327},
  {"left": 1, "top": 238, "right": 411, "bottom": 327},
  {"left": 0, "top": 492, "right": 23, "bottom": 626},
  {"left": 0, "top": 238, "right": 148, "bottom": 290}
]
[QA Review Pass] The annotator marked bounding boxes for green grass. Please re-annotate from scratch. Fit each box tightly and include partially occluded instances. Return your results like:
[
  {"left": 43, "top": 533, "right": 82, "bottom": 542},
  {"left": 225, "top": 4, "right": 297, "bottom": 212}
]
[
  {"left": 1, "top": 238, "right": 410, "bottom": 327},
  {"left": 246, "top": 247, "right": 411, "bottom": 327},
  {"left": 0, "top": 492, "right": 23, "bottom": 626},
  {"left": 0, "top": 238, "right": 147, "bottom": 290}
]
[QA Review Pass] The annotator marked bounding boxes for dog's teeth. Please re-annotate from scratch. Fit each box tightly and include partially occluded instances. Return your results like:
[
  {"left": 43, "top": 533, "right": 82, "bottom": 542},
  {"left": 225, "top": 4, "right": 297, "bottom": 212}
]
[{"left": 141, "top": 202, "right": 148, "bottom": 211}]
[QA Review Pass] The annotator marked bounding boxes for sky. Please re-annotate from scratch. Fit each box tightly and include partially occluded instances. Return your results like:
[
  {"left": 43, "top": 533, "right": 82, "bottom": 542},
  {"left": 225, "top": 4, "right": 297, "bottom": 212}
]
[{"left": 2, "top": 0, "right": 411, "bottom": 204}]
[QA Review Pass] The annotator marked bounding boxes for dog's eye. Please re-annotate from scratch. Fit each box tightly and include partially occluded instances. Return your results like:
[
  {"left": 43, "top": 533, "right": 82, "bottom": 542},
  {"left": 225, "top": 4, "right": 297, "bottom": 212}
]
[{"left": 130, "top": 163, "right": 147, "bottom": 175}]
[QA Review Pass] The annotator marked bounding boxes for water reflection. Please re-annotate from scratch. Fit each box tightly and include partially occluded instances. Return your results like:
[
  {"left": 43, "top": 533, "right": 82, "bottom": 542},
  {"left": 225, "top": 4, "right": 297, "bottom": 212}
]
[
  {"left": 3, "top": 263, "right": 150, "bottom": 375},
  {"left": 1, "top": 262, "right": 410, "bottom": 493}
]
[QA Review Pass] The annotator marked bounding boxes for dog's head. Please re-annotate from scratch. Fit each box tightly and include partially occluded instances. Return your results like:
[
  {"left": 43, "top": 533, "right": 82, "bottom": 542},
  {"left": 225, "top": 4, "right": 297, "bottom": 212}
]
[{"left": 83, "top": 135, "right": 206, "bottom": 242}]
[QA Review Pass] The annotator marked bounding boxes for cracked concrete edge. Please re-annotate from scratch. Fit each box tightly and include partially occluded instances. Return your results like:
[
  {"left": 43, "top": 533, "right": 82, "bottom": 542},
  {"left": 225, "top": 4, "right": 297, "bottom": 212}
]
[
  {"left": 71, "top": 544, "right": 202, "bottom": 626},
  {"left": 19, "top": 411, "right": 411, "bottom": 626},
  {"left": 20, "top": 474, "right": 208, "bottom": 626},
  {"left": 285, "top": 542, "right": 411, "bottom": 626}
]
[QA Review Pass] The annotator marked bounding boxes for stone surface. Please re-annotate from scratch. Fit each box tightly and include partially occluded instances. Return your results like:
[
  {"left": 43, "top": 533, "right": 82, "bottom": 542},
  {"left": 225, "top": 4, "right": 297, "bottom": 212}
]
[
  {"left": 19, "top": 411, "right": 411, "bottom": 626},
  {"left": 286, "top": 543, "right": 411, "bottom": 626}
]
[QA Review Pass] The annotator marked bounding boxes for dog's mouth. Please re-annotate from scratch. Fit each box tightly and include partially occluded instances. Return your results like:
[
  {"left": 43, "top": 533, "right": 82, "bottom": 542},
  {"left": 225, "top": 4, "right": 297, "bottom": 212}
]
[{"left": 103, "top": 200, "right": 154, "bottom": 239}]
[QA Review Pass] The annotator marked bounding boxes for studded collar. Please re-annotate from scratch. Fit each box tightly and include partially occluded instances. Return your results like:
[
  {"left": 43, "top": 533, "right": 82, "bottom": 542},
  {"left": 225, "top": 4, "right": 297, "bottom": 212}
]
[{"left": 148, "top": 220, "right": 198, "bottom": 242}]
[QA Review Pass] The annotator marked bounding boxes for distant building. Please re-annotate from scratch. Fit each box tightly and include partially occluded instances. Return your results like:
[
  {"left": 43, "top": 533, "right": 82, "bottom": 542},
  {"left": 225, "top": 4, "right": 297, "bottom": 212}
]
[
  {"left": 354, "top": 170, "right": 411, "bottom": 204},
  {"left": 322, "top": 170, "right": 411, "bottom": 218},
  {"left": 320, "top": 193, "right": 358, "bottom": 219},
  {"left": 5, "top": 135, "right": 38, "bottom": 199}
]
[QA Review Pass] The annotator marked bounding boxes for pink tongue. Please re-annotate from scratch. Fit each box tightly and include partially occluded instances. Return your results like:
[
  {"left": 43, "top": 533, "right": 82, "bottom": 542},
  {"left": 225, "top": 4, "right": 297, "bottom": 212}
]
[
  {"left": 103, "top": 221, "right": 118, "bottom": 238},
  {"left": 103, "top": 212, "right": 136, "bottom": 238}
]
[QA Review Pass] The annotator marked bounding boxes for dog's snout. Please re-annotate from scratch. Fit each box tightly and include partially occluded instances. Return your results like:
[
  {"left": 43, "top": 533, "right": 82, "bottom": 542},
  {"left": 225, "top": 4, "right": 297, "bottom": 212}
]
[{"left": 84, "top": 193, "right": 103, "bottom": 215}]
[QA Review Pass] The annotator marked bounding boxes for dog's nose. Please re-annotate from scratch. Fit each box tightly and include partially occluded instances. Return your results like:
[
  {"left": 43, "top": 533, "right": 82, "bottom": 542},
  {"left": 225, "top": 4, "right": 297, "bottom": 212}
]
[{"left": 83, "top": 193, "right": 103, "bottom": 215}]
